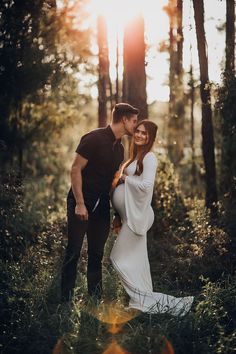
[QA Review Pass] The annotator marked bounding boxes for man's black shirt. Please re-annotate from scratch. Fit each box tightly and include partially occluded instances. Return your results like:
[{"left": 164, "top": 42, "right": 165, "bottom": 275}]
[{"left": 68, "top": 125, "right": 124, "bottom": 210}]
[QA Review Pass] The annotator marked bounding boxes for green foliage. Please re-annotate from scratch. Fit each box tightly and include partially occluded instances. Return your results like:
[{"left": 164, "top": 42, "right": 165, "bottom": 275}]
[
  {"left": 149, "top": 154, "right": 230, "bottom": 293},
  {"left": 0, "top": 173, "right": 38, "bottom": 261},
  {"left": 0, "top": 166, "right": 67, "bottom": 261},
  {"left": 0, "top": 0, "right": 59, "bottom": 145},
  {"left": 0, "top": 0, "right": 93, "bottom": 177},
  {"left": 1, "top": 148, "right": 233, "bottom": 354},
  {"left": 1, "top": 167, "right": 234, "bottom": 354},
  {"left": 0, "top": 213, "right": 66, "bottom": 354},
  {"left": 152, "top": 154, "right": 188, "bottom": 235},
  {"left": 215, "top": 75, "right": 236, "bottom": 239},
  {"left": 216, "top": 75, "right": 236, "bottom": 193},
  {"left": 193, "top": 276, "right": 236, "bottom": 354},
  {"left": 2, "top": 242, "right": 235, "bottom": 354}
]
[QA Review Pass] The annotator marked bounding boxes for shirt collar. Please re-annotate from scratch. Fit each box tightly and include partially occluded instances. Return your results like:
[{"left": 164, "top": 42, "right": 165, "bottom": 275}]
[{"left": 105, "top": 125, "right": 121, "bottom": 144}]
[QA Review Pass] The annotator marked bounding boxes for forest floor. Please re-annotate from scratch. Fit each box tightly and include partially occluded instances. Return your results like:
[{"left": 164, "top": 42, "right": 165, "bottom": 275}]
[{"left": 1, "top": 197, "right": 236, "bottom": 354}]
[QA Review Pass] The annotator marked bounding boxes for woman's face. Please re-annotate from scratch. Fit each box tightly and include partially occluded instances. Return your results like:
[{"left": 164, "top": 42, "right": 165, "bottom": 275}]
[{"left": 134, "top": 124, "right": 149, "bottom": 146}]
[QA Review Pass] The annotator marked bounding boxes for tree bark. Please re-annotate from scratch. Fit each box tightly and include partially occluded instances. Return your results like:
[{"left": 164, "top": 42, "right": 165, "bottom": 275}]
[
  {"left": 193, "top": 0, "right": 218, "bottom": 210},
  {"left": 226, "top": 0, "right": 235, "bottom": 74},
  {"left": 97, "top": 15, "right": 110, "bottom": 127},
  {"left": 167, "top": 0, "right": 185, "bottom": 166},
  {"left": 220, "top": 0, "right": 236, "bottom": 252},
  {"left": 123, "top": 16, "right": 148, "bottom": 120},
  {"left": 115, "top": 34, "right": 119, "bottom": 103}
]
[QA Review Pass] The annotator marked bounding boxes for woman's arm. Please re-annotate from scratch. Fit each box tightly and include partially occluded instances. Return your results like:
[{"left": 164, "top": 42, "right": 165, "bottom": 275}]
[{"left": 124, "top": 152, "right": 157, "bottom": 192}]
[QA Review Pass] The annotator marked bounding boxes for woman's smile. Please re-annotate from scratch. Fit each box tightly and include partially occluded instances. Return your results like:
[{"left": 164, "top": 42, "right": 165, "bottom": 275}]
[{"left": 134, "top": 124, "right": 149, "bottom": 145}]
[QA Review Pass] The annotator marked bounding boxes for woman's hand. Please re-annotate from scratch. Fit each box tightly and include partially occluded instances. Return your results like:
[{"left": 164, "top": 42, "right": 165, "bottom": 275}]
[
  {"left": 111, "top": 170, "right": 121, "bottom": 191},
  {"left": 120, "top": 174, "right": 127, "bottom": 183},
  {"left": 112, "top": 214, "right": 122, "bottom": 234}
]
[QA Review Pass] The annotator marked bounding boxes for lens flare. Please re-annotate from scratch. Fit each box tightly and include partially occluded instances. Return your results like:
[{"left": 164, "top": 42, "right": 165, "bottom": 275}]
[
  {"left": 103, "top": 339, "right": 131, "bottom": 354},
  {"left": 52, "top": 338, "right": 63, "bottom": 354},
  {"left": 89, "top": 301, "right": 140, "bottom": 334},
  {"left": 161, "top": 336, "right": 175, "bottom": 354}
]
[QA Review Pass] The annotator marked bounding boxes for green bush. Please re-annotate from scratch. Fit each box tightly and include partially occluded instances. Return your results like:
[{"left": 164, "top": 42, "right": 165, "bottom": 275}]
[
  {"left": 0, "top": 173, "right": 37, "bottom": 261},
  {"left": 1, "top": 152, "right": 234, "bottom": 354},
  {"left": 0, "top": 217, "right": 66, "bottom": 354},
  {"left": 152, "top": 154, "right": 189, "bottom": 237},
  {"left": 216, "top": 75, "right": 236, "bottom": 242},
  {"left": 192, "top": 275, "right": 236, "bottom": 354},
  {"left": 149, "top": 155, "right": 230, "bottom": 293}
]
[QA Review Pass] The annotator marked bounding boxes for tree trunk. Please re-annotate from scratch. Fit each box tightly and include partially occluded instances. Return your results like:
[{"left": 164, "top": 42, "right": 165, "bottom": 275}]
[
  {"left": 166, "top": 0, "right": 185, "bottom": 166},
  {"left": 193, "top": 0, "right": 218, "bottom": 210},
  {"left": 115, "top": 33, "right": 120, "bottom": 104},
  {"left": 220, "top": 0, "right": 236, "bottom": 257},
  {"left": 221, "top": 0, "right": 235, "bottom": 195},
  {"left": 123, "top": 16, "right": 148, "bottom": 120},
  {"left": 97, "top": 15, "right": 110, "bottom": 127},
  {"left": 226, "top": 0, "right": 235, "bottom": 74},
  {"left": 189, "top": 63, "right": 197, "bottom": 194}
]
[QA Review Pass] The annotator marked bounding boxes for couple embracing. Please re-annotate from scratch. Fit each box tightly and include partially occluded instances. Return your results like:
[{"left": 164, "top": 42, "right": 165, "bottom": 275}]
[{"left": 61, "top": 103, "right": 193, "bottom": 316}]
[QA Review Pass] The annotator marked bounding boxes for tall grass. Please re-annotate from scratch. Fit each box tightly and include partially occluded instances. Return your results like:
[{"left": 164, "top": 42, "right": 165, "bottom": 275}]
[{"left": 1, "top": 159, "right": 235, "bottom": 353}]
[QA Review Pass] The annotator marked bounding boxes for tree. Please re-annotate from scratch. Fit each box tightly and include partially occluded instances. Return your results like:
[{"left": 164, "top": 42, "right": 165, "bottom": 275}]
[
  {"left": 0, "top": 0, "right": 91, "bottom": 176},
  {"left": 188, "top": 58, "right": 197, "bottom": 192},
  {"left": 221, "top": 0, "right": 235, "bottom": 195},
  {"left": 193, "top": 0, "right": 218, "bottom": 211},
  {"left": 225, "top": 0, "right": 235, "bottom": 74},
  {"left": 165, "top": 0, "right": 185, "bottom": 166},
  {"left": 97, "top": 15, "right": 111, "bottom": 127},
  {"left": 123, "top": 16, "right": 148, "bottom": 119},
  {"left": 0, "top": 0, "right": 59, "bottom": 174},
  {"left": 217, "top": 0, "right": 236, "bottom": 252},
  {"left": 115, "top": 33, "right": 120, "bottom": 104}
]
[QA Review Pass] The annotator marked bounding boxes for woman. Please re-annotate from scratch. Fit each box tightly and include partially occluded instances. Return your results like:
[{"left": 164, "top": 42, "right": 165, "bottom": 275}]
[{"left": 110, "top": 120, "right": 194, "bottom": 316}]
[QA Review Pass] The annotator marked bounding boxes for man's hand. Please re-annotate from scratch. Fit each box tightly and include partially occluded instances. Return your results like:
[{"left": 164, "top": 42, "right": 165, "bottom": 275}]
[
  {"left": 71, "top": 153, "right": 88, "bottom": 220},
  {"left": 112, "top": 214, "right": 122, "bottom": 234},
  {"left": 75, "top": 203, "right": 88, "bottom": 221}
]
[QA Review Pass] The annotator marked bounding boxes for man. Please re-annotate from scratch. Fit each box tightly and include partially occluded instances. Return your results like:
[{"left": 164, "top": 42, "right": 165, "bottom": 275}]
[{"left": 61, "top": 102, "right": 139, "bottom": 302}]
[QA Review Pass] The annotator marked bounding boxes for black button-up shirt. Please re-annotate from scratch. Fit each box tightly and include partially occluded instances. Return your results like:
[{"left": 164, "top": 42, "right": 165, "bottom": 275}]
[{"left": 68, "top": 125, "right": 124, "bottom": 208}]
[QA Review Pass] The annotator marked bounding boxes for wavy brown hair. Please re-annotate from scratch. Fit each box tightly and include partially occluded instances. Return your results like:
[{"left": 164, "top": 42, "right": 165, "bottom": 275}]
[{"left": 122, "top": 120, "right": 158, "bottom": 176}]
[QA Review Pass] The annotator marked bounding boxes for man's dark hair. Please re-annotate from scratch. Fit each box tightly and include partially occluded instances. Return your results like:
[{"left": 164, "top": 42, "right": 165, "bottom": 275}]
[{"left": 112, "top": 103, "right": 139, "bottom": 123}]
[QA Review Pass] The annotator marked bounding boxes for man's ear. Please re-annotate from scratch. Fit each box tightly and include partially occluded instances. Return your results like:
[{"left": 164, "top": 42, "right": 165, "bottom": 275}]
[{"left": 122, "top": 116, "right": 127, "bottom": 124}]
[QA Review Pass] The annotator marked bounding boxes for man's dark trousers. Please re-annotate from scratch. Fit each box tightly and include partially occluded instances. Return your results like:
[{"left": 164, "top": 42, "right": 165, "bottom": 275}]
[{"left": 61, "top": 196, "right": 110, "bottom": 301}]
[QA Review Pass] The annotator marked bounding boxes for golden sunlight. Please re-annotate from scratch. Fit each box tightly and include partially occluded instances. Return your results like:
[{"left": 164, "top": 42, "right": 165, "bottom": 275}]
[
  {"left": 103, "top": 339, "right": 131, "bottom": 354},
  {"left": 86, "top": 0, "right": 170, "bottom": 102},
  {"left": 88, "top": 0, "right": 148, "bottom": 27},
  {"left": 87, "top": 0, "right": 169, "bottom": 42},
  {"left": 89, "top": 301, "right": 139, "bottom": 334},
  {"left": 59, "top": 0, "right": 226, "bottom": 102}
]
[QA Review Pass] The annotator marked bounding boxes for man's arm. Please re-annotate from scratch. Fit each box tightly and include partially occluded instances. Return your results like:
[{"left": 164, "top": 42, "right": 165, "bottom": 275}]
[{"left": 71, "top": 153, "right": 88, "bottom": 220}]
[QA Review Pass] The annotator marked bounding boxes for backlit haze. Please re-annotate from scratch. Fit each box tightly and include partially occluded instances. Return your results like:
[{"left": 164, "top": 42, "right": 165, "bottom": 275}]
[{"left": 59, "top": 0, "right": 226, "bottom": 103}]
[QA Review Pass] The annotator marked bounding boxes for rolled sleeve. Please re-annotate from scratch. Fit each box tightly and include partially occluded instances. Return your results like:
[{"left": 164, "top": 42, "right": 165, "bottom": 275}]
[{"left": 76, "top": 133, "right": 96, "bottom": 160}]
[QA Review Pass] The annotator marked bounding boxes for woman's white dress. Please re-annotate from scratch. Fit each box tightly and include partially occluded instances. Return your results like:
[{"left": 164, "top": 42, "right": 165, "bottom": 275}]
[{"left": 110, "top": 152, "right": 194, "bottom": 316}]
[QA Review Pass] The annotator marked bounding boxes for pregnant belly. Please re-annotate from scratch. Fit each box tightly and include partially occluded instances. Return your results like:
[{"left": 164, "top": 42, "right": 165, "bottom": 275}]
[{"left": 112, "top": 184, "right": 126, "bottom": 220}]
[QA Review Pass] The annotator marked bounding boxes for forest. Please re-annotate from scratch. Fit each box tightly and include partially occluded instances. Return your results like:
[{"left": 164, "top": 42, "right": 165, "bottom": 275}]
[{"left": 0, "top": 0, "right": 235, "bottom": 353}]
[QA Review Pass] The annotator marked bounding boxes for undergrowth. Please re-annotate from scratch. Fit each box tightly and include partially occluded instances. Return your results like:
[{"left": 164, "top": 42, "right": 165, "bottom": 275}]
[{"left": 1, "top": 162, "right": 235, "bottom": 354}]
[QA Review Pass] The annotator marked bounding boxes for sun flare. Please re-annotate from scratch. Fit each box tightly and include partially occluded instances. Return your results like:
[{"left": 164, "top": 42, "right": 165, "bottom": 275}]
[
  {"left": 59, "top": 0, "right": 225, "bottom": 102},
  {"left": 85, "top": 0, "right": 170, "bottom": 102},
  {"left": 88, "top": 0, "right": 148, "bottom": 28},
  {"left": 87, "top": 0, "right": 169, "bottom": 42}
]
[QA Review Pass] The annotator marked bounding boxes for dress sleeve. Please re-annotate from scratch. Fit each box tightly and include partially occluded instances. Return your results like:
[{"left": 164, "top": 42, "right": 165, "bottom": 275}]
[
  {"left": 124, "top": 152, "right": 157, "bottom": 236},
  {"left": 125, "top": 152, "right": 157, "bottom": 192}
]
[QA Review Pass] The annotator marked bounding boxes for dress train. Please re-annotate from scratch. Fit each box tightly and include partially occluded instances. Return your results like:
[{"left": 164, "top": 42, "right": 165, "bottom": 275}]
[{"left": 111, "top": 179, "right": 194, "bottom": 316}]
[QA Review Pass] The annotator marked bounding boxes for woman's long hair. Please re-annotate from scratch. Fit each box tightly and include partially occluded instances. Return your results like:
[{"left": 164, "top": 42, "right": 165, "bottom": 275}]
[{"left": 123, "top": 120, "right": 158, "bottom": 176}]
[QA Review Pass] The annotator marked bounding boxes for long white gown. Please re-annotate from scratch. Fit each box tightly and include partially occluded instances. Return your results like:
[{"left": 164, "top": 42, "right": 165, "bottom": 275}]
[{"left": 110, "top": 152, "right": 194, "bottom": 316}]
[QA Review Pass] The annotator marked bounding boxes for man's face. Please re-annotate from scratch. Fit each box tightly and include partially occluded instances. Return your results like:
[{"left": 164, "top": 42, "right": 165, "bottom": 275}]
[{"left": 123, "top": 114, "right": 138, "bottom": 136}]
